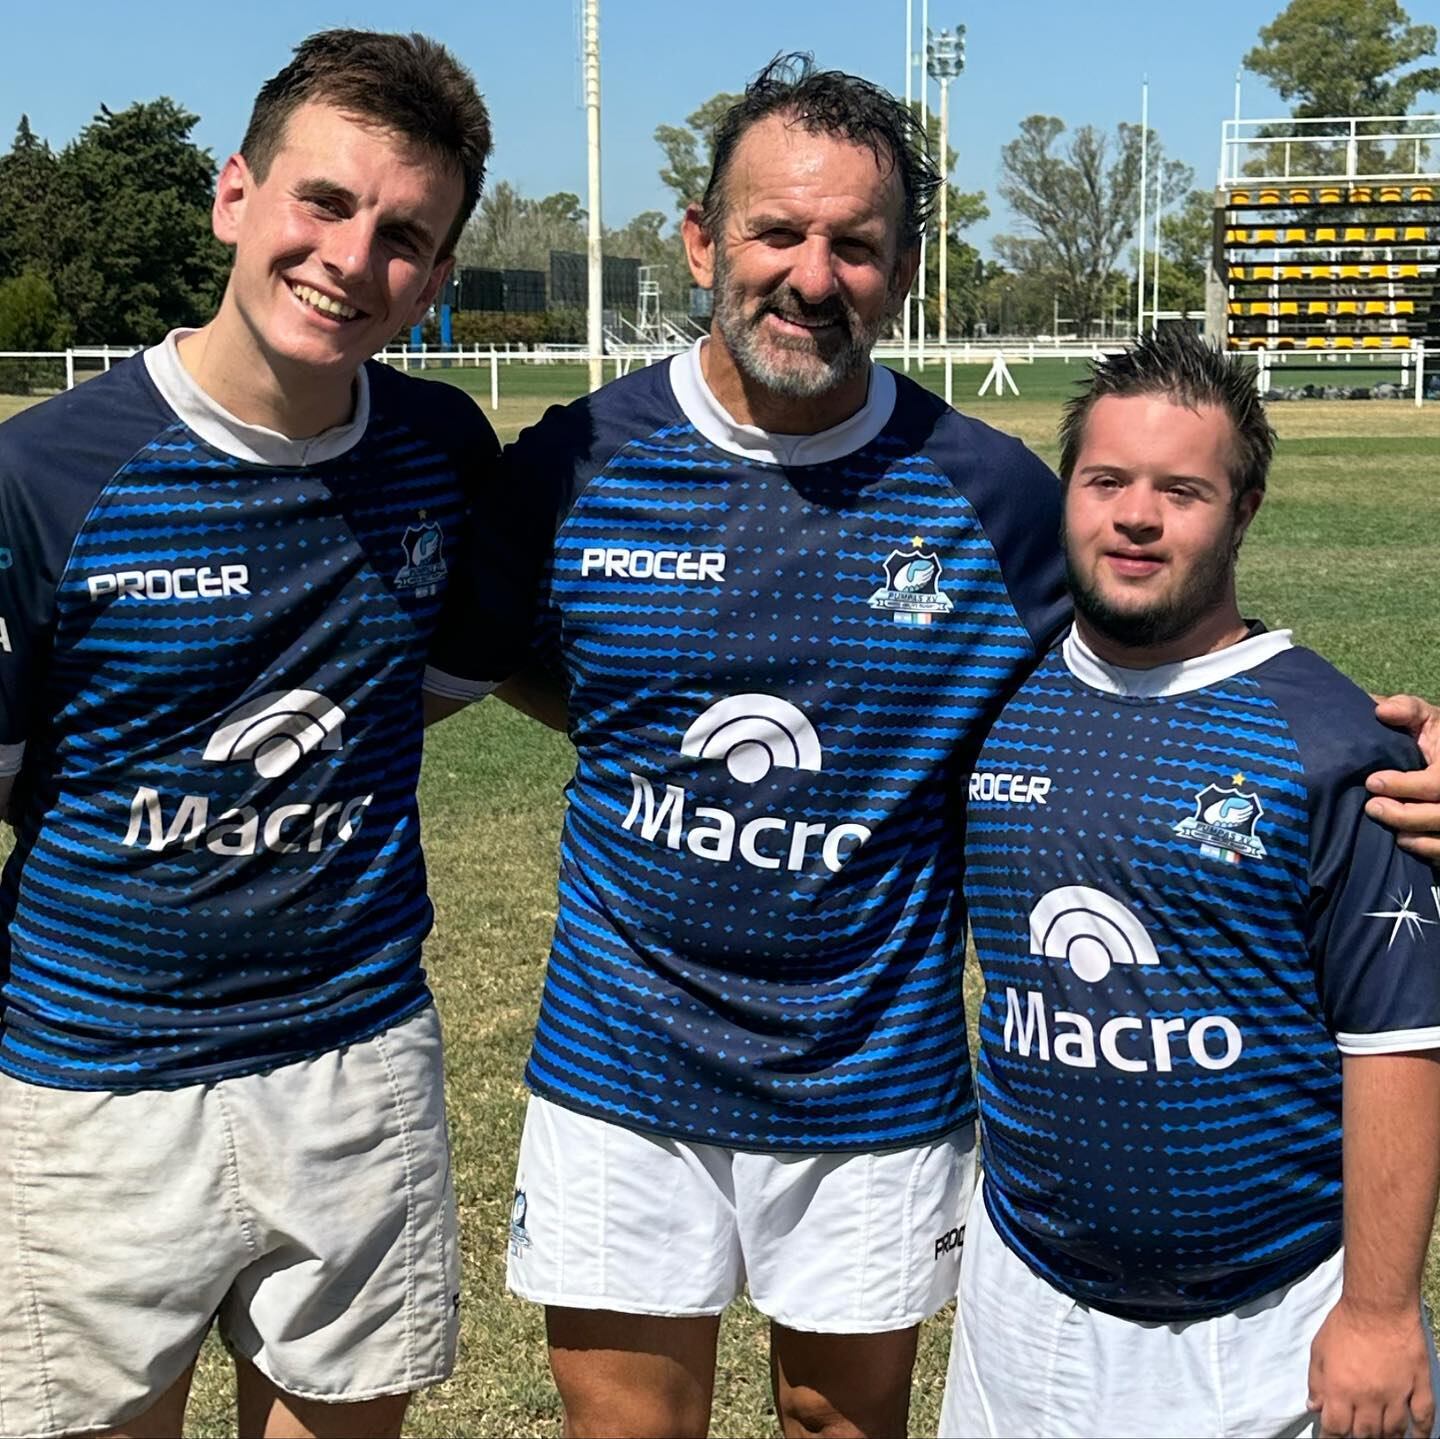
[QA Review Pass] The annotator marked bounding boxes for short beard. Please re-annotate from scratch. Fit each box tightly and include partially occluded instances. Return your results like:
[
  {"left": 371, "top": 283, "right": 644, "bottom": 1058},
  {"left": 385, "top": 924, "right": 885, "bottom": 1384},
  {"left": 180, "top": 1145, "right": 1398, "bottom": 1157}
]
[
  {"left": 1064, "top": 514, "right": 1240, "bottom": 653},
  {"left": 710, "top": 242, "right": 899, "bottom": 400}
]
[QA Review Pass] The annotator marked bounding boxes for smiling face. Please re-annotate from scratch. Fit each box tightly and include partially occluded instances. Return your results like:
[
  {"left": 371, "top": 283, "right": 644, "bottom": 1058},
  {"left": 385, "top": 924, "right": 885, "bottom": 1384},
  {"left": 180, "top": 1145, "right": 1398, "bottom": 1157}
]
[
  {"left": 683, "top": 113, "right": 916, "bottom": 414},
  {"left": 213, "top": 101, "right": 464, "bottom": 386},
  {"left": 1063, "top": 393, "right": 1262, "bottom": 663}
]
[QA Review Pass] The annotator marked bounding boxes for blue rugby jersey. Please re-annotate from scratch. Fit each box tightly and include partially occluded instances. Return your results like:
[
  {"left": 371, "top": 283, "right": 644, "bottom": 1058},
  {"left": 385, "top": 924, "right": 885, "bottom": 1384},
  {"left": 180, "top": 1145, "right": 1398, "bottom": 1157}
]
[
  {"left": 0, "top": 335, "right": 514, "bottom": 1089},
  {"left": 491, "top": 342, "right": 1068, "bottom": 1151},
  {"left": 968, "top": 627, "right": 1440, "bottom": 1320}
]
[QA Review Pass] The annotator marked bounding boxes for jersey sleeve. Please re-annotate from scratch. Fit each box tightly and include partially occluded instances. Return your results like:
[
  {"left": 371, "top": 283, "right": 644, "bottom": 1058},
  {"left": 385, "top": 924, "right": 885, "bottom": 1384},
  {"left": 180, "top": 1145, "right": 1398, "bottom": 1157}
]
[
  {"left": 424, "top": 398, "right": 592, "bottom": 700},
  {"left": 1282, "top": 667, "right": 1440, "bottom": 1053},
  {"left": 0, "top": 442, "right": 64, "bottom": 776}
]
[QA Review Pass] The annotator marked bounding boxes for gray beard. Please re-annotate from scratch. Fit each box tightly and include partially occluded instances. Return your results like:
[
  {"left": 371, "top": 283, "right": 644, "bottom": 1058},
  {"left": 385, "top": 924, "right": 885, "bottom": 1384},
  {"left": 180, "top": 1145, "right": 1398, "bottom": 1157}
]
[{"left": 710, "top": 247, "right": 895, "bottom": 400}]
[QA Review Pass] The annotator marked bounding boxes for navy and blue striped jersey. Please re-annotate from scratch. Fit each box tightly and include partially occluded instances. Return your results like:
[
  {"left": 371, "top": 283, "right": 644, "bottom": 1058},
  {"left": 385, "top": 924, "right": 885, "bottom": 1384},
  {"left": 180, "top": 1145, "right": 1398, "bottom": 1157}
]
[
  {"left": 497, "top": 343, "right": 1068, "bottom": 1151},
  {"left": 0, "top": 335, "right": 512, "bottom": 1089},
  {"left": 969, "top": 626, "right": 1440, "bottom": 1320}
]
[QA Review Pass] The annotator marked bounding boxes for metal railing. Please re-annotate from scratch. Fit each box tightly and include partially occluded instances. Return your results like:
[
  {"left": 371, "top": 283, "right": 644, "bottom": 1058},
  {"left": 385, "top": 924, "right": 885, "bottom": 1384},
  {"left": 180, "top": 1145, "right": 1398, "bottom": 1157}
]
[{"left": 1219, "top": 114, "right": 1440, "bottom": 187}]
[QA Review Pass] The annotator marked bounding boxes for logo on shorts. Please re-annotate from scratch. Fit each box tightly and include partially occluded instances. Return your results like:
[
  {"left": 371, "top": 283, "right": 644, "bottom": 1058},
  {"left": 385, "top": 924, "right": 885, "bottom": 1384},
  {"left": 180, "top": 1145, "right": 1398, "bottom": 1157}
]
[
  {"left": 509, "top": 1189, "right": 532, "bottom": 1256},
  {"left": 395, "top": 518, "right": 447, "bottom": 597},
  {"left": 934, "top": 1223, "right": 965, "bottom": 1260}
]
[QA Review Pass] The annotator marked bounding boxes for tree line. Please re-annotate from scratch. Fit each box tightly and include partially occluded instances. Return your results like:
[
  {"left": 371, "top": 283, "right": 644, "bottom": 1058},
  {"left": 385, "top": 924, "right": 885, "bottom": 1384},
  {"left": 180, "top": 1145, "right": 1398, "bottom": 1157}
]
[{"left": 0, "top": 0, "right": 1434, "bottom": 351}]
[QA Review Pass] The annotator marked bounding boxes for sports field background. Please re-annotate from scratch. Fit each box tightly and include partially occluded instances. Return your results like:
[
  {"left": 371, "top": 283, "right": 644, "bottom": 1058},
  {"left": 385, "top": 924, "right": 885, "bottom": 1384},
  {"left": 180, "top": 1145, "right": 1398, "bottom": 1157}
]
[{"left": 2, "top": 359, "right": 1437, "bottom": 1436}]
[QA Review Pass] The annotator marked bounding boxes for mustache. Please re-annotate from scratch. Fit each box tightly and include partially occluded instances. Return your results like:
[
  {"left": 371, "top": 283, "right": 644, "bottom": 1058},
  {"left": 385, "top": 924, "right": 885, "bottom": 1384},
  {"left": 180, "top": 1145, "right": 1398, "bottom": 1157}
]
[{"left": 756, "top": 289, "right": 853, "bottom": 328}]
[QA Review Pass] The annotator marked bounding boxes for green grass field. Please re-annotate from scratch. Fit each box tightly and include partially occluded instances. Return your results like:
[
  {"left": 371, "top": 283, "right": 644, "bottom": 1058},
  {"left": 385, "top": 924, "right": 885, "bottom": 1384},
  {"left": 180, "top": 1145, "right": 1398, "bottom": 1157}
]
[{"left": 2, "top": 362, "right": 1439, "bottom": 1436}]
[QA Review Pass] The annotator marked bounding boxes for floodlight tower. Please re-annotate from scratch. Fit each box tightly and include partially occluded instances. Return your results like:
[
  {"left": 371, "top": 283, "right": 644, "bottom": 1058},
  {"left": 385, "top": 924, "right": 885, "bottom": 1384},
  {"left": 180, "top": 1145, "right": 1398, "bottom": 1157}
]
[
  {"left": 927, "top": 25, "right": 965, "bottom": 350},
  {"left": 583, "top": 0, "right": 603, "bottom": 393}
]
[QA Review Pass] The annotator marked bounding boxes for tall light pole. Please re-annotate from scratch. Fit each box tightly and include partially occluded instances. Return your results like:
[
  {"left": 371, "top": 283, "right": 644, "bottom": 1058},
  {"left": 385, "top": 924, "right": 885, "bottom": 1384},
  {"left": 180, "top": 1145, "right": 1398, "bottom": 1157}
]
[
  {"left": 583, "top": 0, "right": 603, "bottom": 393},
  {"left": 902, "top": 0, "right": 913, "bottom": 371},
  {"left": 927, "top": 25, "right": 965, "bottom": 350},
  {"left": 916, "top": 0, "right": 928, "bottom": 370}
]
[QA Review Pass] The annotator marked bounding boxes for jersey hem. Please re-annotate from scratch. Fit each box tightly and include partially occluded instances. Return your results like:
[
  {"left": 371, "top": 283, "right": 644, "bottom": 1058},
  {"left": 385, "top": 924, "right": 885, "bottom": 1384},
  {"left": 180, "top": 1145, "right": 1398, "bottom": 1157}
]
[
  {"left": 0, "top": 993, "right": 436, "bottom": 1094},
  {"left": 422, "top": 665, "right": 496, "bottom": 701},
  {"left": 981, "top": 1184, "right": 1342, "bottom": 1324},
  {"left": 523, "top": 1080, "right": 977, "bottom": 1156}
]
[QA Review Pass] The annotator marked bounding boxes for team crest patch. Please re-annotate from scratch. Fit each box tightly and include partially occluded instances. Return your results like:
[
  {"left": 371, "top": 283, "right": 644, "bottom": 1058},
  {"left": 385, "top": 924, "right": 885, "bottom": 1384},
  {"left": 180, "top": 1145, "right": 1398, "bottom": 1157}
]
[
  {"left": 1174, "top": 775, "right": 1267, "bottom": 864},
  {"left": 868, "top": 537, "right": 954, "bottom": 625},
  {"left": 508, "top": 1189, "right": 533, "bottom": 1256},
  {"left": 395, "top": 519, "right": 446, "bottom": 597}
]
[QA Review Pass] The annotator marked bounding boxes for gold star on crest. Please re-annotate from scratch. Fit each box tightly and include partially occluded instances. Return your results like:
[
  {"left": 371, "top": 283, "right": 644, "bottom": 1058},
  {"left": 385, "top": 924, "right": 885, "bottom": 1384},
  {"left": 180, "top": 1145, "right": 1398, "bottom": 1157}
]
[
  {"left": 1231, "top": 771, "right": 1247, "bottom": 788},
  {"left": 911, "top": 535, "right": 924, "bottom": 549}
]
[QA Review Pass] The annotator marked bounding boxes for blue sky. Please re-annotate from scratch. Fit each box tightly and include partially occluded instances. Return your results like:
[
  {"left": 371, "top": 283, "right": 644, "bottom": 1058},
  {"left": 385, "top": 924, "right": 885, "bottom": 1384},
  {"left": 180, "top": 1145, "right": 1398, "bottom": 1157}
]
[{"left": 5, "top": 1, "right": 1323, "bottom": 255}]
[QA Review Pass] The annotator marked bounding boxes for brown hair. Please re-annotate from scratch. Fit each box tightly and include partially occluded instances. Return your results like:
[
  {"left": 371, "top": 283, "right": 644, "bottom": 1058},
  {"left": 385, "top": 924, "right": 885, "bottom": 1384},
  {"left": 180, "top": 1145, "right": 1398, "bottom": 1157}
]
[{"left": 241, "top": 29, "right": 491, "bottom": 258}]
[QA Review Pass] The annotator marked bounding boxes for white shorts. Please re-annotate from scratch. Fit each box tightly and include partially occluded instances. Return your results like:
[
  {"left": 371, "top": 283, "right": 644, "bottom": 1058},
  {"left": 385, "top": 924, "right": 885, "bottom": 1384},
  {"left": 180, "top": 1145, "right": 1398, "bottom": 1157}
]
[
  {"left": 0, "top": 1005, "right": 459, "bottom": 1439},
  {"left": 940, "top": 1178, "right": 1440, "bottom": 1439},
  {"left": 506, "top": 1093, "right": 976, "bottom": 1334}
]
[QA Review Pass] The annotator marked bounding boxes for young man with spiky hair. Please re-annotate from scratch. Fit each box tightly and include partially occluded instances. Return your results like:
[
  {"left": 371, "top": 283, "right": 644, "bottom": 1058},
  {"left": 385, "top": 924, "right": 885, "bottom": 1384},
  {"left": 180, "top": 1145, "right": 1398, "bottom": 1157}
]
[
  {"left": 942, "top": 329, "right": 1440, "bottom": 1438},
  {"left": 0, "top": 30, "right": 511, "bottom": 1439}
]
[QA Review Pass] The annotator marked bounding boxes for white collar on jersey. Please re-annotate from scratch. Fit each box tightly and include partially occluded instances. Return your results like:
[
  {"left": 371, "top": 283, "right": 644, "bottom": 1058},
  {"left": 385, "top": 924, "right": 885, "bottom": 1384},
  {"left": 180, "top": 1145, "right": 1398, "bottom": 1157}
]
[
  {"left": 1063, "top": 624, "right": 1295, "bottom": 699},
  {"left": 667, "top": 337, "right": 897, "bottom": 466},
  {"left": 143, "top": 329, "right": 371, "bottom": 467}
]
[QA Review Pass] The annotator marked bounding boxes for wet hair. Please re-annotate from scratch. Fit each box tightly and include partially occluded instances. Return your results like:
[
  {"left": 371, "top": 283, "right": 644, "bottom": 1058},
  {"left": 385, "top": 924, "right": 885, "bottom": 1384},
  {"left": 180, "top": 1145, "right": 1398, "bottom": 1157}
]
[
  {"left": 700, "top": 52, "right": 940, "bottom": 249},
  {"left": 1058, "top": 327, "right": 1276, "bottom": 507},
  {"left": 240, "top": 28, "right": 491, "bottom": 258}
]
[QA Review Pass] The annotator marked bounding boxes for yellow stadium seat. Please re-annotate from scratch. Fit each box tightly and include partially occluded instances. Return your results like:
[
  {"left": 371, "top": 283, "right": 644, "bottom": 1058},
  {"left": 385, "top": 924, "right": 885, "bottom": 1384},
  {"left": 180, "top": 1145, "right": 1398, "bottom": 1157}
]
[
  {"left": 1253, "top": 265, "right": 1276, "bottom": 280},
  {"left": 1288, "top": 189, "right": 1311, "bottom": 205},
  {"left": 1227, "top": 302, "right": 1243, "bottom": 316},
  {"left": 1276, "top": 336, "right": 1297, "bottom": 350},
  {"left": 1255, "top": 228, "right": 1278, "bottom": 243},
  {"left": 1307, "top": 301, "right": 1329, "bottom": 316},
  {"left": 1391, "top": 336, "right": 1412, "bottom": 349},
  {"left": 1280, "top": 266, "right": 1301, "bottom": 280},
  {"left": 1278, "top": 301, "right": 1299, "bottom": 316},
  {"left": 1334, "top": 336, "right": 1356, "bottom": 349},
  {"left": 1374, "top": 226, "right": 1397, "bottom": 241},
  {"left": 1343, "top": 227, "right": 1366, "bottom": 241},
  {"left": 1259, "top": 188, "right": 1281, "bottom": 205},
  {"left": 1380, "top": 187, "right": 1402, "bottom": 203},
  {"left": 1282, "top": 227, "right": 1306, "bottom": 243},
  {"left": 1310, "top": 265, "right": 1333, "bottom": 280},
  {"left": 1395, "top": 300, "right": 1415, "bottom": 315},
  {"left": 1412, "top": 186, "right": 1433, "bottom": 202},
  {"left": 1305, "top": 336, "right": 1329, "bottom": 349},
  {"left": 1319, "top": 187, "right": 1342, "bottom": 204},
  {"left": 1361, "top": 335, "right": 1382, "bottom": 348},
  {"left": 1397, "top": 265, "right": 1419, "bottom": 278},
  {"left": 1365, "top": 265, "right": 1388, "bottom": 280},
  {"left": 1250, "top": 302, "right": 1273, "bottom": 316},
  {"left": 1339, "top": 266, "right": 1361, "bottom": 279},
  {"left": 1336, "top": 300, "right": 1358, "bottom": 314},
  {"left": 1315, "top": 227, "right": 1337, "bottom": 242},
  {"left": 1403, "top": 227, "right": 1427, "bottom": 241},
  {"left": 1363, "top": 300, "right": 1387, "bottom": 315},
  {"left": 1349, "top": 187, "right": 1372, "bottom": 203},
  {"left": 1225, "top": 228, "right": 1244, "bottom": 244},
  {"left": 1229, "top": 190, "right": 1250, "bottom": 205}
]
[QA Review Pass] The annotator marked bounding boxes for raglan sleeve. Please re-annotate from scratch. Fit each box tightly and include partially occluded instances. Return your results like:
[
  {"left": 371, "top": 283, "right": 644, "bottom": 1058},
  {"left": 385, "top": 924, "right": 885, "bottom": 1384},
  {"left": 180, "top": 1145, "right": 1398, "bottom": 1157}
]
[
  {"left": 424, "top": 403, "right": 575, "bottom": 702},
  {"left": 0, "top": 442, "right": 63, "bottom": 779},
  {"left": 1308, "top": 728, "right": 1440, "bottom": 1054}
]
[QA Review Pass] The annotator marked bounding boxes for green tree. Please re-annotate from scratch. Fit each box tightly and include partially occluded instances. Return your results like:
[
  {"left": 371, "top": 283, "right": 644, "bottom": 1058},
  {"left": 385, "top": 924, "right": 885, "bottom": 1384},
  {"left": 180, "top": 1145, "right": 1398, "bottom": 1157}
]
[
  {"left": 46, "top": 100, "right": 228, "bottom": 343},
  {"left": 654, "top": 92, "right": 742, "bottom": 213},
  {"left": 0, "top": 116, "right": 58, "bottom": 281},
  {"left": 995, "top": 116, "right": 1189, "bottom": 335},
  {"left": 1156, "top": 189, "right": 1215, "bottom": 315},
  {"left": 0, "top": 270, "right": 72, "bottom": 393},
  {"left": 455, "top": 182, "right": 587, "bottom": 271},
  {"left": 1244, "top": 0, "right": 1440, "bottom": 117}
]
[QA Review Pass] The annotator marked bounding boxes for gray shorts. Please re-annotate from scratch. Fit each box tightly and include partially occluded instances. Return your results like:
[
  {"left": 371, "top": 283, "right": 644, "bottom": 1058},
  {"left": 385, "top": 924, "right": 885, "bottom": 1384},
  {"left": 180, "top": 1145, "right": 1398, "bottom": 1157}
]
[{"left": 0, "top": 1004, "right": 459, "bottom": 1439}]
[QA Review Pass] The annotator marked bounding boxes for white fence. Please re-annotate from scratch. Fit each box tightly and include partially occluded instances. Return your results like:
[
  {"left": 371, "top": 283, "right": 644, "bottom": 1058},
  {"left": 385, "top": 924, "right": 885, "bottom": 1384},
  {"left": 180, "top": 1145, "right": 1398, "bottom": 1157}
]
[{"left": 3, "top": 339, "right": 1429, "bottom": 407}]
